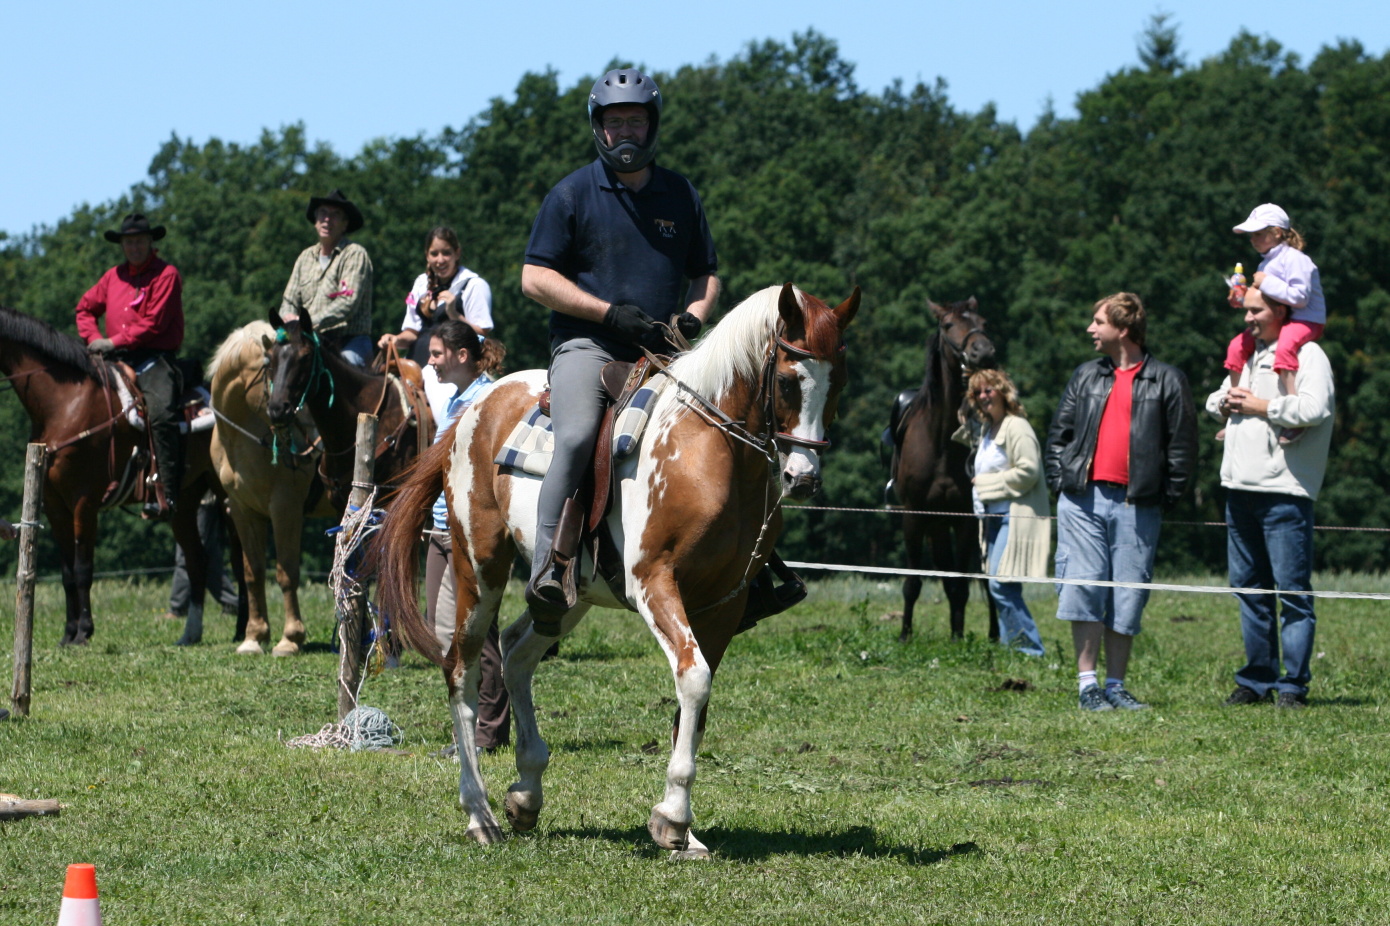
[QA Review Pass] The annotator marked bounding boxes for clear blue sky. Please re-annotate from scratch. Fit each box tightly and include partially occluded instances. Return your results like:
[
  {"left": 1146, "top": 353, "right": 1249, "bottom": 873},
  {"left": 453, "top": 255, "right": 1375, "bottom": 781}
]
[{"left": 4, "top": 0, "right": 1385, "bottom": 238}]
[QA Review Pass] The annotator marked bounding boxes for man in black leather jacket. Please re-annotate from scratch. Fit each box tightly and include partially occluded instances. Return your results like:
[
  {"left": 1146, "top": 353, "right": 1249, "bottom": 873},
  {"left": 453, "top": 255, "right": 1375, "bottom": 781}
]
[{"left": 1045, "top": 293, "right": 1198, "bottom": 711}]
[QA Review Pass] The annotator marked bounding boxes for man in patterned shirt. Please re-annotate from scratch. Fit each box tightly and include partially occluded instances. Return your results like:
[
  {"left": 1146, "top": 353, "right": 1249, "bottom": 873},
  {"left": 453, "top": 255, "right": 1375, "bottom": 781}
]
[{"left": 279, "top": 189, "right": 374, "bottom": 366}]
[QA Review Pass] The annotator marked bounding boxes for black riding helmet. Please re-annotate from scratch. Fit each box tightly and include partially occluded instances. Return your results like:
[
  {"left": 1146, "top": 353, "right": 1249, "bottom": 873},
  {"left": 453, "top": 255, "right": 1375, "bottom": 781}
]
[{"left": 588, "top": 68, "right": 662, "bottom": 173}]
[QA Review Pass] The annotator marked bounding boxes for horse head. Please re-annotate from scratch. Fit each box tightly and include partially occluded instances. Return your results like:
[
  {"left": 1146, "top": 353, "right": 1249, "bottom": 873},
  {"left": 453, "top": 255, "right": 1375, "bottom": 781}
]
[
  {"left": 771, "top": 282, "right": 860, "bottom": 500},
  {"left": 929, "top": 297, "right": 995, "bottom": 373},
  {"left": 263, "top": 306, "right": 326, "bottom": 428}
]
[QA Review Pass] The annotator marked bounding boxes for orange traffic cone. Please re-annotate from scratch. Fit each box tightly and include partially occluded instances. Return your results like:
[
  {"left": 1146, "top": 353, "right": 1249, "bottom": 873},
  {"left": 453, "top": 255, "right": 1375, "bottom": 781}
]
[{"left": 57, "top": 863, "right": 102, "bottom": 925}]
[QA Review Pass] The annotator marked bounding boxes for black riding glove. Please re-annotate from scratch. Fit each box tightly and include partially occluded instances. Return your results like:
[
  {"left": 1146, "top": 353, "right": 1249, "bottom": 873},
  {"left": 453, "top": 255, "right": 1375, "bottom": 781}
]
[
  {"left": 674, "top": 312, "right": 703, "bottom": 341},
  {"left": 603, "top": 303, "right": 658, "bottom": 347}
]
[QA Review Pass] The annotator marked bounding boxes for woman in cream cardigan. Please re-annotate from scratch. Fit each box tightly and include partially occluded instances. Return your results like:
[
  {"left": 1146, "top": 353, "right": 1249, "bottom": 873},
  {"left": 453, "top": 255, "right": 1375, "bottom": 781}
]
[{"left": 957, "top": 369, "right": 1050, "bottom": 656}]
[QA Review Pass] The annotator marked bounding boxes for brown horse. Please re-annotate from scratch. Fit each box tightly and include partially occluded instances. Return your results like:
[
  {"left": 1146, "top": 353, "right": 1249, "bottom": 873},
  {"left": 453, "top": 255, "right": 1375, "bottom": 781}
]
[
  {"left": 376, "top": 283, "right": 860, "bottom": 856},
  {"left": 263, "top": 306, "right": 435, "bottom": 511},
  {"left": 0, "top": 305, "right": 231, "bottom": 646},
  {"left": 889, "top": 298, "right": 998, "bottom": 642},
  {"left": 207, "top": 321, "right": 333, "bottom": 656}
]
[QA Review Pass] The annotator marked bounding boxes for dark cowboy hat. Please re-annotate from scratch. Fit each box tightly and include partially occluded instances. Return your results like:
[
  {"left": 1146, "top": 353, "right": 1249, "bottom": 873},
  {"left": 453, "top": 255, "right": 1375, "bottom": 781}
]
[
  {"left": 305, "top": 189, "right": 364, "bottom": 234},
  {"left": 103, "top": 213, "right": 167, "bottom": 243}
]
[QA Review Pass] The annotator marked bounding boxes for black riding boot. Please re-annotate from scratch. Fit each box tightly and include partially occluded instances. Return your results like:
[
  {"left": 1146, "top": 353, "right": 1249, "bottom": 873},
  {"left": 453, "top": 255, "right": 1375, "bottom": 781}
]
[
  {"left": 523, "top": 497, "right": 584, "bottom": 636},
  {"left": 736, "top": 552, "right": 807, "bottom": 634},
  {"left": 134, "top": 353, "right": 183, "bottom": 520}
]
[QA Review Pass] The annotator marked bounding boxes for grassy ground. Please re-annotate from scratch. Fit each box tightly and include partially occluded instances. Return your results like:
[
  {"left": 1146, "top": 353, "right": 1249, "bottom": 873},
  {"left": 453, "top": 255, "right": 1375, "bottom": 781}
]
[{"left": 1, "top": 574, "right": 1387, "bottom": 924}]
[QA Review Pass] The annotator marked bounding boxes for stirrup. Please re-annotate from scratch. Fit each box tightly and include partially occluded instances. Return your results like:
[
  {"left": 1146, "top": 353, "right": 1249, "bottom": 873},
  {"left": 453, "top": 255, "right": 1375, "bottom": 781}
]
[{"left": 735, "top": 557, "right": 807, "bottom": 635}]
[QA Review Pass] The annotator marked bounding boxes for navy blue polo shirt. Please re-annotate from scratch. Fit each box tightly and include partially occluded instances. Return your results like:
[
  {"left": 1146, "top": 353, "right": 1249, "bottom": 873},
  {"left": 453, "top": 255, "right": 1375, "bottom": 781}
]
[{"left": 525, "top": 159, "right": 718, "bottom": 352}]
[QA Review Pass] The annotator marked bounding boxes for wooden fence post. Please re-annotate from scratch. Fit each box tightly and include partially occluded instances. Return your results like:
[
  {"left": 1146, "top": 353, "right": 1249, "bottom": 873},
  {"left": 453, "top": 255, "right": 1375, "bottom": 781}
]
[
  {"left": 11, "top": 443, "right": 46, "bottom": 718},
  {"left": 337, "top": 413, "right": 377, "bottom": 720}
]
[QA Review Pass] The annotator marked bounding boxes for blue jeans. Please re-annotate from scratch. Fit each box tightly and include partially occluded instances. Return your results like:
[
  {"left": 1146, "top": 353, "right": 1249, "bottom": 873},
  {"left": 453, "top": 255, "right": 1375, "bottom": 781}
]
[
  {"left": 1227, "top": 490, "right": 1316, "bottom": 698},
  {"left": 984, "top": 515, "right": 1045, "bottom": 656},
  {"left": 339, "top": 335, "right": 373, "bottom": 368},
  {"left": 1055, "top": 483, "right": 1161, "bottom": 636}
]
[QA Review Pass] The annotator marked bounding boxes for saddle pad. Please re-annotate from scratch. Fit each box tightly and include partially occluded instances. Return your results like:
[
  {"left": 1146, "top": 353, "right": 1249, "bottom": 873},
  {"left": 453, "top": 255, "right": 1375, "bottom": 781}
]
[
  {"left": 612, "top": 376, "right": 669, "bottom": 459},
  {"left": 495, "top": 377, "right": 669, "bottom": 477},
  {"left": 495, "top": 406, "right": 554, "bottom": 477}
]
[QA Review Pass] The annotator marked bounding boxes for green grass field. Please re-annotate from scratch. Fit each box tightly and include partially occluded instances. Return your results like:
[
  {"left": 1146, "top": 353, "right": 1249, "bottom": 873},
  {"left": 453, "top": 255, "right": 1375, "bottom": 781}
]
[{"left": 2, "top": 574, "right": 1388, "bottom": 924}]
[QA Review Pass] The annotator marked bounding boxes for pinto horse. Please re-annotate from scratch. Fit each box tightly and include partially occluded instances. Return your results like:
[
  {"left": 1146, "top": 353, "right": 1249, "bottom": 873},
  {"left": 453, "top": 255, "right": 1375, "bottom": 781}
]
[
  {"left": 263, "top": 306, "right": 435, "bottom": 512},
  {"left": 207, "top": 321, "right": 333, "bottom": 655},
  {"left": 890, "top": 298, "right": 997, "bottom": 642},
  {"left": 0, "top": 305, "right": 232, "bottom": 646},
  {"left": 376, "top": 283, "right": 859, "bottom": 855}
]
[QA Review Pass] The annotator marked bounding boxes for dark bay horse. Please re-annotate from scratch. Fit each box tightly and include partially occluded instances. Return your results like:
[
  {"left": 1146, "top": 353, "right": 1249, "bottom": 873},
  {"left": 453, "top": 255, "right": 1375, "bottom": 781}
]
[
  {"left": 264, "top": 306, "right": 435, "bottom": 512},
  {"left": 890, "top": 298, "right": 997, "bottom": 642},
  {"left": 375, "top": 283, "right": 860, "bottom": 856},
  {"left": 0, "top": 305, "right": 231, "bottom": 646}
]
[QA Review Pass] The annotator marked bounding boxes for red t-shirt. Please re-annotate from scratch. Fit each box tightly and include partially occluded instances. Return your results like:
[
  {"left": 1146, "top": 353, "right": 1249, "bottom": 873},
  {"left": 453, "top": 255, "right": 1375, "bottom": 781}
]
[{"left": 1090, "top": 361, "right": 1144, "bottom": 484}]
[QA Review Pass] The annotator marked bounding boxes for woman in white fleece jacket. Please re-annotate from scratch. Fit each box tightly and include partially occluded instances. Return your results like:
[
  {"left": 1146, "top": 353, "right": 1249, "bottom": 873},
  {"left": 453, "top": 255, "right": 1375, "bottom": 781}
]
[{"left": 956, "top": 369, "right": 1051, "bottom": 656}]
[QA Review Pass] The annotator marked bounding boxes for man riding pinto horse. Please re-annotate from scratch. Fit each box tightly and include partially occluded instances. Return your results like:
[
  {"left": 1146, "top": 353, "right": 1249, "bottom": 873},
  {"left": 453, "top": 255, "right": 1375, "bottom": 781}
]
[{"left": 520, "top": 67, "right": 803, "bottom": 633}]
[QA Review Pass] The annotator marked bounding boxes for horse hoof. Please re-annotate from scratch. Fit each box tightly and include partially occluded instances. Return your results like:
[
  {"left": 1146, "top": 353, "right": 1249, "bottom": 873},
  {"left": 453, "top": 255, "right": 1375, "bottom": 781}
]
[
  {"left": 174, "top": 634, "right": 202, "bottom": 647},
  {"left": 647, "top": 810, "right": 690, "bottom": 851},
  {"left": 465, "top": 823, "right": 506, "bottom": 845},
  {"left": 271, "top": 641, "right": 300, "bottom": 657},
  {"left": 504, "top": 792, "right": 540, "bottom": 832},
  {"left": 235, "top": 639, "right": 264, "bottom": 655},
  {"left": 897, "top": 631, "right": 912, "bottom": 644},
  {"left": 670, "top": 845, "right": 712, "bottom": 861}
]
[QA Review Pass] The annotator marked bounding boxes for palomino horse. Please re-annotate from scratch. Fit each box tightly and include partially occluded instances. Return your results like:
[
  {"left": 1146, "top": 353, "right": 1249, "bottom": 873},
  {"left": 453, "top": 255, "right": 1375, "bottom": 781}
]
[
  {"left": 376, "top": 283, "right": 859, "bottom": 856},
  {"left": 0, "top": 305, "right": 231, "bottom": 646},
  {"left": 889, "top": 298, "right": 997, "bottom": 642},
  {"left": 208, "top": 321, "right": 333, "bottom": 655},
  {"left": 263, "top": 306, "right": 435, "bottom": 511}
]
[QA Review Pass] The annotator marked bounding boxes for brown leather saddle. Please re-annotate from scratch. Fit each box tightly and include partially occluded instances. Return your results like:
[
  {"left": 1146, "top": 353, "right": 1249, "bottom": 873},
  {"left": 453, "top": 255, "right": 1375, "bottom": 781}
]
[
  {"left": 98, "top": 360, "right": 210, "bottom": 510},
  {"left": 373, "top": 340, "right": 434, "bottom": 460},
  {"left": 535, "top": 356, "right": 659, "bottom": 608}
]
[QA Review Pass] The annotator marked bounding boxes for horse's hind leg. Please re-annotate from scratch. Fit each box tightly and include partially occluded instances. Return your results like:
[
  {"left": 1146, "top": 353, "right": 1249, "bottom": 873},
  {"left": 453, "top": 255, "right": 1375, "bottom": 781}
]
[
  {"left": 443, "top": 555, "right": 512, "bottom": 844},
  {"left": 170, "top": 502, "right": 206, "bottom": 646},
  {"left": 501, "top": 604, "right": 589, "bottom": 834},
  {"left": 899, "top": 513, "right": 926, "bottom": 642}
]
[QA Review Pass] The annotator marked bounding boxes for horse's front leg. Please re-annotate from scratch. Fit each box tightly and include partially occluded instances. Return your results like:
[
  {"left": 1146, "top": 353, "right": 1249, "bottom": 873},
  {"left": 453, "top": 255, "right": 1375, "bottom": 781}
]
[
  {"left": 228, "top": 502, "right": 270, "bottom": 654},
  {"left": 900, "top": 512, "right": 927, "bottom": 642},
  {"left": 635, "top": 577, "right": 719, "bottom": 859},
  {"left": 931, "top": 520, "right": 969, "bottom": 638},
  {"left": 500, "top": 603, "right": 589, "bottom": 834},
  {"left": 46, "top": 494, "right": 86, "bottom": 646},
  {"left": 269, "top": 495, "right": 307, "bottom": 656}
]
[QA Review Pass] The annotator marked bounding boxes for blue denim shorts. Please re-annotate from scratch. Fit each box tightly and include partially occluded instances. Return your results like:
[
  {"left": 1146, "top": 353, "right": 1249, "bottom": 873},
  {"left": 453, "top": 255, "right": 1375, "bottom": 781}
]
[{"left": 1054, "top": 483, "right": 1161, "bottom": 636}]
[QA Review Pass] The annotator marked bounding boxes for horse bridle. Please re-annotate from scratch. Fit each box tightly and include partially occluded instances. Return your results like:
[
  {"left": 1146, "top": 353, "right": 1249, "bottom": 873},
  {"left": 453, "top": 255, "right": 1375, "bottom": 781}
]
[{"left": 764, "top": 333, "right": 841, "bottom": 452}]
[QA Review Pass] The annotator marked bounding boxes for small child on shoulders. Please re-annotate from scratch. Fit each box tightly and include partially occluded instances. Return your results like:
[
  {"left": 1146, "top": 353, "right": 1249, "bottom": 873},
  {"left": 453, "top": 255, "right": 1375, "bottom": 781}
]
[{"left": 1223, "top": 203, "right": 1325, "bottom": 444}]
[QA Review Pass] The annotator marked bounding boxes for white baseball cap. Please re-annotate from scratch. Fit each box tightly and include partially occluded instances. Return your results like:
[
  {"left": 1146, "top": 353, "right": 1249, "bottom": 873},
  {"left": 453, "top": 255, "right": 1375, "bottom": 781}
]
[{"left": 1233, "top": 203, "right": 1290, "bottom": 233}]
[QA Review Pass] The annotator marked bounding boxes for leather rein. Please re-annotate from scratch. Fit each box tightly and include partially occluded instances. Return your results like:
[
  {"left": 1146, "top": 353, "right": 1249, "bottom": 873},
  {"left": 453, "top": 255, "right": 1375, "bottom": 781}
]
[{"left": 639, "top": 322, "right": 844, "bottom": 617}]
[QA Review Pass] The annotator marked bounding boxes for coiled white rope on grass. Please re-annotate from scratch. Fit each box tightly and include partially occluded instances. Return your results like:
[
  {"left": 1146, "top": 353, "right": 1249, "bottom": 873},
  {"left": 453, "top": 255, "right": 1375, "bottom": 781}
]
[{"left": 283, "top": 705, "right": 402, "bottom": 752}]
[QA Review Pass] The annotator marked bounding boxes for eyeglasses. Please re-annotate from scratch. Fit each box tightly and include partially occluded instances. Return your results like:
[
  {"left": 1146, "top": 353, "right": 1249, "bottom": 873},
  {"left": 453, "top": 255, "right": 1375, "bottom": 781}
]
[{"left": 601, "top": 116, "right": 650, "bottom": 131}]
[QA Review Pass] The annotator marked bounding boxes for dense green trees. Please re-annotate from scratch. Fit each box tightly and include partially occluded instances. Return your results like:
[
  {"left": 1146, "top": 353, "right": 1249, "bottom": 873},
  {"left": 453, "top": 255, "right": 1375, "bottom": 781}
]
[{"left": 3, "top": 24, "right": 1389, "bottom": 579}]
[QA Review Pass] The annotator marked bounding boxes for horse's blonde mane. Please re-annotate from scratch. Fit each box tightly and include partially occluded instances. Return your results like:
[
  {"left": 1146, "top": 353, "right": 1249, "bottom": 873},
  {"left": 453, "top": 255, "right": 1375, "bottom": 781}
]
[
  {"left": 207, "top": 320, "right": 274, "bottom": 381},
  {"left": 664, "top": 285, "right": 796, "bottom": 400}
]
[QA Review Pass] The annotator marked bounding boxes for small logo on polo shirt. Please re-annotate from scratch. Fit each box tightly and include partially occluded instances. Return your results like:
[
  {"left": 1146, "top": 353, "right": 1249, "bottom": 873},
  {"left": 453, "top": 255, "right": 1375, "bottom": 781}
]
[{"left": 655, "top": 219, "right": 676, "bottom": 238}]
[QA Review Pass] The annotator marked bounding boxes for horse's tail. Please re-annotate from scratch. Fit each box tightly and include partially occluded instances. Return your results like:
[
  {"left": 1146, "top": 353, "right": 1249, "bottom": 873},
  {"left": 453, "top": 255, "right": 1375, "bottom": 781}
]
[{"left": 372, "top": 429, "right": 455, "bottom": 666}]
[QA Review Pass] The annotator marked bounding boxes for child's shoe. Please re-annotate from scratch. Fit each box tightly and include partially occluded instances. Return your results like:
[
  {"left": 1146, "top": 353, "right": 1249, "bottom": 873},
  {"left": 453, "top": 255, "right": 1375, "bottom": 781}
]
[{"left": 1278, "top": 427, "right": 1306, "bottom": 446}]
